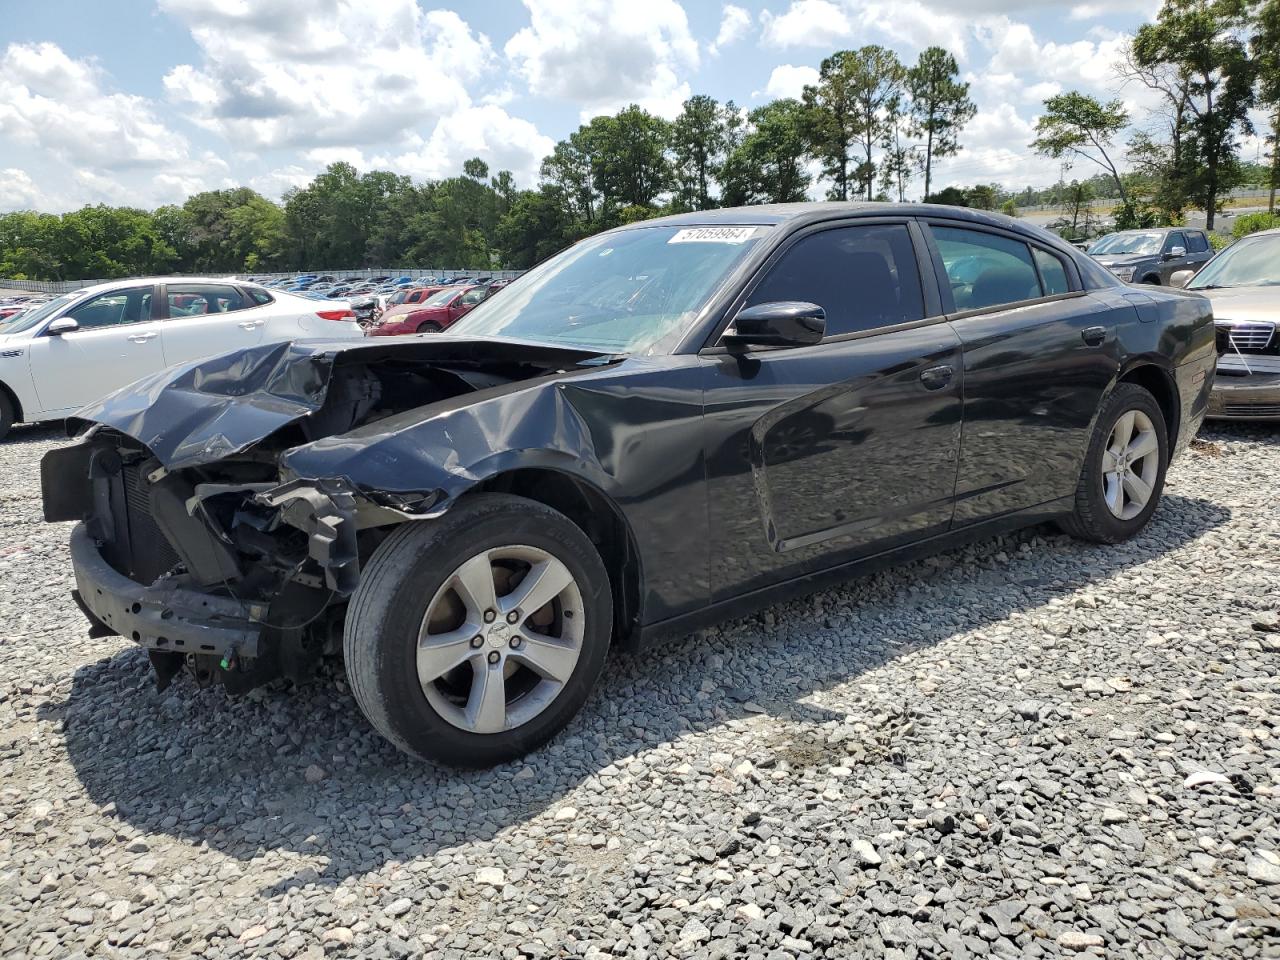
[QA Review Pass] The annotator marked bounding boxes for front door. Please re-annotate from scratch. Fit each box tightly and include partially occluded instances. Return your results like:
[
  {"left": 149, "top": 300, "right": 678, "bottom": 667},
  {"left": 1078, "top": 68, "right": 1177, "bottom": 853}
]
[
  {"left": 703, "top": 221, "right": 963, "bottom": 599},
  {"left": 27, "top": 285, "right": 164, "bottom": 415}
]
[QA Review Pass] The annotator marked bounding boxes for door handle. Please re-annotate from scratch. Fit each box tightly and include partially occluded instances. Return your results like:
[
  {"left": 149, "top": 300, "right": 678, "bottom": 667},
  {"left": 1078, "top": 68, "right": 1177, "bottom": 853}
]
[
  {"left": 238, "top": 320, "right": 261, "bottom": 330},
  {"left": 1081, "top": 326, "right": 1106, "bottom": 346},
  {"left": 127, "top": 332, "right": 157, "bottom": 343},
  {"left": 919, "top": 364, "right": 954, "bottom": 390}
]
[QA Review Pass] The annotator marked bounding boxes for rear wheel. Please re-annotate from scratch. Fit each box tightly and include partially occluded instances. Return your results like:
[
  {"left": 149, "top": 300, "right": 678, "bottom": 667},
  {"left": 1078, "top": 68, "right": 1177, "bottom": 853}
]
[
  {"left": 344, "top": 494, "right": 612, "bottom": 767},
  {"left": 1060, "top": 383, "right": 1168, "bottom": 543},
  {"left": 0, "top": 391, "right": 13, "bottom": 441}
]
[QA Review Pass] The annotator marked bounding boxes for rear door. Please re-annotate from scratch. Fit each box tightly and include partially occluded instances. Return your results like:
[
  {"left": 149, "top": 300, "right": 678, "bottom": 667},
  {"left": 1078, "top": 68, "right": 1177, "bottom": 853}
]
[
  {"left": 703, "top": 219, "right": 964, "bottom": 597},
  {"left": 27, "top": 285, "right": 164, "bottom": 413},
  {"left": 924, "top": 221, "right": 1121, "bottom": 523},
  {"left": 159, "top": 282, "right": 265, "bottom": 366}
]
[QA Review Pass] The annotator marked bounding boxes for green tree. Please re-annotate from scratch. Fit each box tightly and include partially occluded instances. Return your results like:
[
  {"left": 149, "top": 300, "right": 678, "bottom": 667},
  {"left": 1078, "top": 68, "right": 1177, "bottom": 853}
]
[
  {"left": 1133, "top": 0, "right": 1257, "bottom": 229},
  {"left": 804, "top": 46, "right": 906, "bottom": 201},
  {"left": 582, "top": 105, "right": 673, "bottom": 211},
  {"left": 720, "top": 99, "right": 811, "bottom": 205},
  {"left": 670, "top": 95, "right": 734, "bottom": 211},
  {"left": 907, "top": 47, "right": 976, "bottom": 201},
  {"left": 540, "top": 132, "right": 599, "bottom": 226},
  {"left": 495, "top": 186, "right": 576, "bottom": 268},
  {"left": 1032, "top": 92, "right": 1132, "bottom": 206},
  {"left": 1252, "top": 0, "right": 1280, "bottom": 211}
]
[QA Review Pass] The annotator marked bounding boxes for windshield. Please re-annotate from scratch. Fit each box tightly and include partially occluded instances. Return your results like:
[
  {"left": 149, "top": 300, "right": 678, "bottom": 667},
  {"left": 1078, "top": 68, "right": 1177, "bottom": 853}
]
[
  {"left": 1088, "top": 232, "right": 1163, "bottom": 256},
  {"left": 0, "top": 293, "right": 75, "bottom": 336},
  {"left": 451, "top": 224, "right": 769, "bottom": 353},
  {"left": 421, "top": 289, "right": 458, "bottom": 307},
  {"left": 1188, "top": 234, "right": 1280, "bottom": 289}
]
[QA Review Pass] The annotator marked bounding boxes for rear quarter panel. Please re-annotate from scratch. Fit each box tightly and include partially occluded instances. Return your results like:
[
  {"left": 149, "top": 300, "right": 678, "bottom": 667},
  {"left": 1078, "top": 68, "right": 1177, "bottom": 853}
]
[{"left": 1115, "top": 286, "right": 1215, "bottom": 456}]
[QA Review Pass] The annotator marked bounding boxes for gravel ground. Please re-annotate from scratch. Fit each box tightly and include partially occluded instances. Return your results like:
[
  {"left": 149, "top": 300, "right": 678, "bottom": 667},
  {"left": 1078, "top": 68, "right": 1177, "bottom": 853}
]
[{"left": 1, "top": 421, "right": 1278, "bottom": 960}]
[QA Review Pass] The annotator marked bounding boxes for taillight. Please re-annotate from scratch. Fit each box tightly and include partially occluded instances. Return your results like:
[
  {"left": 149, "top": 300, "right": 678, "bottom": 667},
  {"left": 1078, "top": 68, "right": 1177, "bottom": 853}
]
[{"left": 315, "top": 308, "right": 355, "bottom": 321}]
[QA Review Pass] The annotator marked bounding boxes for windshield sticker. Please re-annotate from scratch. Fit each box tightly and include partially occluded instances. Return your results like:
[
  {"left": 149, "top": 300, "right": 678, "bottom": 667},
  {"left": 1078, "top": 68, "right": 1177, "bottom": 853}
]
[{"left": 668, "top": 227, "right": 757, "bottom": 244}]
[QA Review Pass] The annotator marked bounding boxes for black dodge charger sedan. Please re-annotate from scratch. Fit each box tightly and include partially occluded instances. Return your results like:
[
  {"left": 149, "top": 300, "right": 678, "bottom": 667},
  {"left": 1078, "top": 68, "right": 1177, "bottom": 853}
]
[{"left": 42, "top": 204, "right": 1216, "bottom": 767}]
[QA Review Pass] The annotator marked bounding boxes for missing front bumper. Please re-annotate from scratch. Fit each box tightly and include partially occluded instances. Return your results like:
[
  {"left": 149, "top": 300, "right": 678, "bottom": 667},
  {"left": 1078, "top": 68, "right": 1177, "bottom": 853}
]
[{"left": 69, "top": 523, "right": 265, "bottom": 658}]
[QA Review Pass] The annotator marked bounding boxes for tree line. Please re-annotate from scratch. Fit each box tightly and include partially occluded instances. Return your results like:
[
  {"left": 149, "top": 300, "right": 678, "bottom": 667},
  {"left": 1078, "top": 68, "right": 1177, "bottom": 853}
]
[{"left": 3, "top": 0, "right": 1279, "bottom": 280}]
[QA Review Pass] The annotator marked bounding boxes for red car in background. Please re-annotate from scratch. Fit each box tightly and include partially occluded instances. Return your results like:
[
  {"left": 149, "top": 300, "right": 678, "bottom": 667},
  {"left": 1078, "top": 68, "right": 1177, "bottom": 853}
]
[
  {"left": 369, "top": 284, "right": 494, "bottom": 336},
  {"left": 377, "top": 285, "right": 443, "bottom": 326}
]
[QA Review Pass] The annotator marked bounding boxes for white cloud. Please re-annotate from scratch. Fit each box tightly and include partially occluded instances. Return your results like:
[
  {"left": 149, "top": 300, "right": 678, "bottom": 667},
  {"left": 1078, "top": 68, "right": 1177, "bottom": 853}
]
[
  {"left": 759, "top": 1, "right": 854, "bottom": 48},
  {"left": 0, "top": 41, "right": 230, "bottom": 210},
  {"left": 0, "top": 168, "right": 44, "bottom": 210},
  {"left": 758, "top": 64, "right": 819, "bottom": 100},
  {"left": 506, "top": 0, "right": 699, "bottom": 120},
  {"left": 709, "top": 4, "right": 753, "bottom": 56},
  {"left": 249, "top": 165, "right": 317, "bottom": 200},
  {"left": 159, "top": 0, "right": 490, "bottom": 149},
  {"left": 378, "top": 105, "right": 556, "bottom": 187}
]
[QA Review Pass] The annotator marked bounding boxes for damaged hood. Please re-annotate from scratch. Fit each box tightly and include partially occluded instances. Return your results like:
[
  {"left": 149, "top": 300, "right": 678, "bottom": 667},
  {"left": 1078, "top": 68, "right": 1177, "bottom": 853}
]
[{"left": 73, "top": 336, "right": 616, "bottom": 469}]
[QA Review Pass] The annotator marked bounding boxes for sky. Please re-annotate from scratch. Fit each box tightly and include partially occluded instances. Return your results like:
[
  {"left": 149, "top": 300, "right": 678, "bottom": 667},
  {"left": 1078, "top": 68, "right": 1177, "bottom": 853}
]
[{"left": 0, "top": 0, "right": 1264, "bottom": 213}]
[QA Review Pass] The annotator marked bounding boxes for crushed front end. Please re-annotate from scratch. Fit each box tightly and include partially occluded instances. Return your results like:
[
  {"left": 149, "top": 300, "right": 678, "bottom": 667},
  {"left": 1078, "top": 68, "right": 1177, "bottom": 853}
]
[
  {"left": 40, "top": 335, "right": 617, "bottom": 693},
  {"left": 43, "top": 431, "right": 367, "bottom": 692}
]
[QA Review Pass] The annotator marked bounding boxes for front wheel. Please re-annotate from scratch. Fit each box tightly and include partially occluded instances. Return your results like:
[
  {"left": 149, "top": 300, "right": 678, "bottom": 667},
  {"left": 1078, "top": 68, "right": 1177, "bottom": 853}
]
[
  {"left": 1059, "top": 382, "right": 1168, "bottom": 543},
  {"left": 344, "top": 494, "right": 612, "bottom": 767},
  {"left": 416, "top": 320, "right": 442, "bottom": 334}
]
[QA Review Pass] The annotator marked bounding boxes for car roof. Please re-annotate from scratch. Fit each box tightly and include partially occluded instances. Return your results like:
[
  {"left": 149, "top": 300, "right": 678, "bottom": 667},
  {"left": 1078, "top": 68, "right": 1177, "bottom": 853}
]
[
  {"left": 68, "top": 276, "right": 268, "bottom": 297},
  {"left": 609, "top": 201, "right": 1078, "bottom": 249}
]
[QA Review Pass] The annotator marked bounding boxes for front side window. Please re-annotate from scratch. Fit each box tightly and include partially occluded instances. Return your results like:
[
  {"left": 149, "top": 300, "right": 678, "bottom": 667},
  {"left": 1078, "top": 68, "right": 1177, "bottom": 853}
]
[
  {"left": 167, "top": 284, "right": 247, "bottom": 317},
  {"left": 1164, "top": 232, "right": 1187, "bottom": 254},
  {"left": 459, "top": 288, "right": 489, "bottom": 307},
  {"left": 933, "top": 226, "right": 1041, "bottom": 312},
  {"left": 745, "top": 224, "right": 925, "bottom": 337},
  {"left": 64, "top": 288, "right": 153, "bottom": 329}
]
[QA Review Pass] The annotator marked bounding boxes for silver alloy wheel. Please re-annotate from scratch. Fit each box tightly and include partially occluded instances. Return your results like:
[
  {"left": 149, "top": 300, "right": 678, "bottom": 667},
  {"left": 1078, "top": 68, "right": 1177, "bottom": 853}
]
[
  {"left": 1100, "top": 408, "right": 1159, "bottom": 520},
  {"left": 416, "top": 545, "right": 585, "bottom": 734}
]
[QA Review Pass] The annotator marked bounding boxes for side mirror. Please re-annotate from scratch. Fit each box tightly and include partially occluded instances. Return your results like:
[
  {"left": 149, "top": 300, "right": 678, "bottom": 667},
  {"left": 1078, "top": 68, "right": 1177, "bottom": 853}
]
[
  {"left": 46, "top": 317, "right": 79, "bottom": 336},
  {"left": 724, "top": 301, "right": 825, "bottom": 348},
  {"left": 1169, "top": 269, "right": 1195, "bottom": 289},
  {"left": 1163, "top": 245, "right": 1186, "bottom": 261}
]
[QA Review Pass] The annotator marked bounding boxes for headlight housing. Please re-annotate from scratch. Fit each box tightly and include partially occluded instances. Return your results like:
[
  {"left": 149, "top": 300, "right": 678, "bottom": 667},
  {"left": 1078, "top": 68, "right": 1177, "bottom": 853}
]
[{"left": 1110, "top": 266, "right": 1136, "bottom": 282}]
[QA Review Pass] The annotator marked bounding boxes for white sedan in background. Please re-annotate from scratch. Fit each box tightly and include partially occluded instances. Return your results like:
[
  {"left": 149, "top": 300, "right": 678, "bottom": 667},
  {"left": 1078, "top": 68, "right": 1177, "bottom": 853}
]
[{"left": 0, "top": 277, "right": 363, "bottom": 439}]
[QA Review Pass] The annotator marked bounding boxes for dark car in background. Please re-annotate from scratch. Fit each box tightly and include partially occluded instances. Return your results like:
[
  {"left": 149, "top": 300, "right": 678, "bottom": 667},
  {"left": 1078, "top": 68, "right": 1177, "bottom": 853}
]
[
  {"left": 43, "top": 203, "right": 1214, "bottom": 768},
  {"left": 1087, "top": 228, "right": 1213, "bottom": 285}
]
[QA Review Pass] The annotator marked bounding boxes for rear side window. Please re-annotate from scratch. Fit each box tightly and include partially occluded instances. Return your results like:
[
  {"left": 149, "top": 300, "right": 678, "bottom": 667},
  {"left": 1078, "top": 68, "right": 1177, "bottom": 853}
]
[
  {"left": 933, "top": 226, "right": 1041, "bottom": 312},
  {"left": 167, "top": 284, "right": 247, "bottom": 316},
  {"left": 246, "top": 287, "right": 273, "bottom": 306},
  {"left": 746, "top": 223, "right": 925, "bottom": 337},
  {"left": 1187, "top": 231, "right": 1209, "bottom": 253},
  {"left": 1033, "top": 248, "right": 1071, "bottom": 295}
]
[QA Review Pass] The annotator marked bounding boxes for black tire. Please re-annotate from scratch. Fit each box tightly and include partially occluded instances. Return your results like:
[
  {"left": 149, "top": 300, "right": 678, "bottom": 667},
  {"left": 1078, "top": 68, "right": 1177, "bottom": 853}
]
[
  {"left": 344, "top": 493, "right": 612, "bottom": 767},
  {"left": 1141, "top": 275, "right": 1161, "bottom": 285},
  {"left": 1059, "top": 383, "right": 1168, "bottom": 544},
  {"left": 416, "top": 320, "right": 442, "bottom": 334},
  {"left": 0, "top": 391, "right": 13, "bottom": 441}
]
